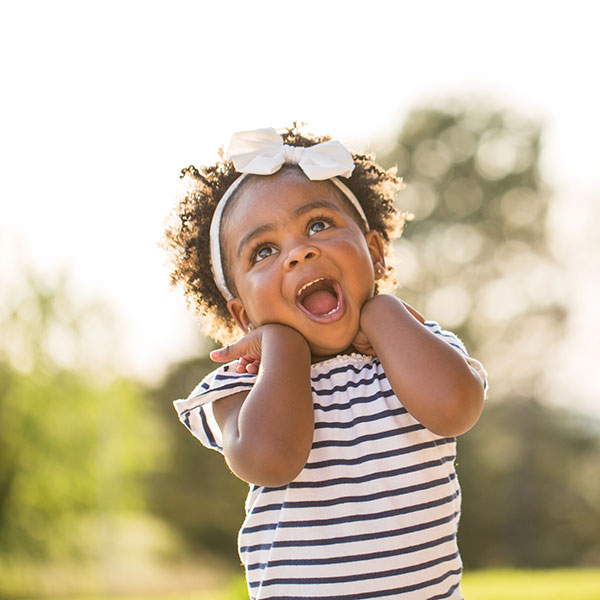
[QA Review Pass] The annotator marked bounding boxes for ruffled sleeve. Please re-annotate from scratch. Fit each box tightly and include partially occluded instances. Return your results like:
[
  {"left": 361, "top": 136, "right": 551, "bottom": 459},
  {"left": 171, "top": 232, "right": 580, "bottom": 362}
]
[
  {"left": 424, "top": 320, "right": 488, "bottom": 395},
  {"left": 173, "top": 363, "right": 257, "bottom": 453}
]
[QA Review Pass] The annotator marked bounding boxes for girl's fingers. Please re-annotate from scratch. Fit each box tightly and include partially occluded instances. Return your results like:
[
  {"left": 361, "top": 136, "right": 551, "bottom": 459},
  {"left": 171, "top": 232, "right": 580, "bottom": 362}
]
[
  {"left": 210, "top": 342, "right": 247, "bottom": 362},
  {"left": 237, "top": 355, "right": 260, "bottom": 374},
  {"left": 235, "top": 357, "right": 260, "bottom": 374},
  {"left": 210, "top": 333, "right": 262, "bottom": 364},
  {"left": 245, "top": 362, "right": 259, "bottom": 374},
  {"left": 210, "top": 345, "right": 234, "bottom": 362},
  {"left": 238, "top": 355, "right": 258, "bottom": 367},
  {"left": 351, "top": 328, "right": 378, "bottom": 358}
]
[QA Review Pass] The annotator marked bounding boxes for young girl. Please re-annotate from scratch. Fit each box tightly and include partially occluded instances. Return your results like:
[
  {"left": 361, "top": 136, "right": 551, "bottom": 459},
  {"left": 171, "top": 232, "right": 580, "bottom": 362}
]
[{"left": 163, "top": 125, "right": 487, "bottom": 600}]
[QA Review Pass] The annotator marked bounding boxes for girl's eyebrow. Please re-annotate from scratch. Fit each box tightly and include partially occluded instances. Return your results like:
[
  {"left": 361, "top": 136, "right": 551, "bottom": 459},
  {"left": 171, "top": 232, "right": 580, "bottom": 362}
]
[
  {"left": 236, "top": 200, "right": 342, "bottom": 258},
  {"left": 237, "top": 224, "right": 274, "bottom": 258},
  {"left": 292, "top": 199, "right": 341, "bottom": 218}
]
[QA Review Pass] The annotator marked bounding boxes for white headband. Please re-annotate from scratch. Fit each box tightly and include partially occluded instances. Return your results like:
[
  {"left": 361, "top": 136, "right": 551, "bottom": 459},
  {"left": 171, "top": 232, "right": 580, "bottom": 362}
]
[{"left": 209, "top": 128, "right": 369, "bottom": 302}]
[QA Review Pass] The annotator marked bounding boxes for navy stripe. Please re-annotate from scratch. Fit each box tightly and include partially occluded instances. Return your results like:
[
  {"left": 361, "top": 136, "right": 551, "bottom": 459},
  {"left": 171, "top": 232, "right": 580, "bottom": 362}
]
[
  {"left": 198, "top": 406, "right": 221, "bottom": 451},
  {"left": 186, "top": 366, "right": 253, "bottom": 395},
  {"left": 214, "top": 370, "right": 255, "bottom": 382},
  {"left": 310, "top": 359, "right": 377, "bottom": 383},
  {"left": 425, "top": 322, "right": 457, "bottom": 336},
  {"left": 431, "top": 329, "right": 463, "bottom": 347},
  {"left": 311, "top": 422, "right": 425, "bottom": 450},
  {"left": 251, "top": 473, "right": 457, "bottom": 514},
  {"left": 315, "top": 407, "right": 408, "bottom": 430},
  {"left": 183, "top": 412, "right": 193, "bottom": 432},
  {"left": 446, "top": 341, "right": 467, "bottom": 355},
  {"left": 306, "top": 437, "right": 453, "bottom": 470},
  {"left": 254, "top": 564, "right": 462, "bottom": 600},
  {"left": 261, "top": 455, "right": 455, "bottom": 493},
  {"left": 313, "top": 387, "right": 396, "bottom": 412},
  {"left": 262, "top": 455, "right": 455, "bottom": 493},
  {"left": 426, "top": 326, "right": 467, "bottom": 356},
  {"left": 259, "top": 568, "right": 461, "bottom": 600},
  {"left": 246, "top": 533, "right": 456, "bottom": 570},
  {"left": 251, "top": 550, "right": 459, "bottom": 588},
  {"left": 430, "top": 581, "right": 462, "bottom": 600},
  {"left": 311, "top": 371, "right": 388, "bottom": 396},
  {"left": 239, "top": 511, "right": 460, "bottom": 552},
  {"left": 242, "top": 491, "right": 459, "bottom": 534},
  {"left": 181, "top": 381, "right": 254, "bottom": 414},
  {"left": 191, "top": 378, "right": 254, "bottom": 397}
]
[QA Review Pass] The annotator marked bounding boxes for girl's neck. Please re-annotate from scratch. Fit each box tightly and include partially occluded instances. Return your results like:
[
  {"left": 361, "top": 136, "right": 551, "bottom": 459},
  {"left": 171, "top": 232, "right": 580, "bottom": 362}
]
[{"left": 310, "top": 344, "right": 359, "bottom": 364}]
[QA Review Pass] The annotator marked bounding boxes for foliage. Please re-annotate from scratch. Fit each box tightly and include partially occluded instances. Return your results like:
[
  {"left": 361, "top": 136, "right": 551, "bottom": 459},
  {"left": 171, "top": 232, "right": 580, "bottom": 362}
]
[
  {"left": 0, "top": 272, "right": 165, "bottom": 561},
  {"left": 459, "top": 400, "right": 600, "bottom": 568},
  {"left": 145, "top": 356, "right": 248, "bottom": 561},
  {"left": 380, "top": 102, "right": 566, "bottom": 401}
]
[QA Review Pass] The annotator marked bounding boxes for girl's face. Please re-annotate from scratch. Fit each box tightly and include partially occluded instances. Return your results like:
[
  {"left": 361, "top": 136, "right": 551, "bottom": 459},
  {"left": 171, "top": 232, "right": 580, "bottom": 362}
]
[{"left": 222, "top": 169, "right": 385, "bottom": 359}]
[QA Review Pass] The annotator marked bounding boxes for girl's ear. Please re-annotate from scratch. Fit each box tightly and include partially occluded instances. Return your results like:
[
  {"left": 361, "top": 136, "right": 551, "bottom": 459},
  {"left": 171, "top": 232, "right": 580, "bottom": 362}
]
[
  {"left": 227, "top": 298, "right": 253, "bottom": 333},
  {"left": 365, "top": 230, "right": 386, "bottom": 279}
]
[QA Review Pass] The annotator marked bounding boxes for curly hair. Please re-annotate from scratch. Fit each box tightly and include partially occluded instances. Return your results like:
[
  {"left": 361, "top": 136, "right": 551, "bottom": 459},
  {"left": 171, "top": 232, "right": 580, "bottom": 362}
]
[{"left": 162, "top": 124, "right": 411, "bottom": 345}]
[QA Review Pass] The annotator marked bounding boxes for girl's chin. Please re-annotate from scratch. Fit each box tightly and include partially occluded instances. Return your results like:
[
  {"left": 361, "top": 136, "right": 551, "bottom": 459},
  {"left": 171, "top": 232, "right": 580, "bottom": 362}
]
[{"left": 309, "top": 341, "right": 356, "bottom": 363}]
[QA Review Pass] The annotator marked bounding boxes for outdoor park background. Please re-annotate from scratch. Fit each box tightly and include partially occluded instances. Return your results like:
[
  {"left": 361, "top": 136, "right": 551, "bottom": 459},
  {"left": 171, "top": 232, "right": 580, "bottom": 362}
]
[{"left": 1, "top": 1, "right": 599, "bottom": 598}]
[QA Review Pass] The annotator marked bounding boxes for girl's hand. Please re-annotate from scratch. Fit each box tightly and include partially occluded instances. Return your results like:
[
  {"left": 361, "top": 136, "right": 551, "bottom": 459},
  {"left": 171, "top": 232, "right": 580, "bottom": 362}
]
[
  {"left": 210, "top": 328, "right": 263, "bottom": 374},
  {"left": 351, "top": 326, "right": 377, "bottom": 357},
  {"left": 352, "top": 296, "right": 425, "bottom": 356},
  {"left": 210, "top": 324, "right": 307, "bottom": 375}
]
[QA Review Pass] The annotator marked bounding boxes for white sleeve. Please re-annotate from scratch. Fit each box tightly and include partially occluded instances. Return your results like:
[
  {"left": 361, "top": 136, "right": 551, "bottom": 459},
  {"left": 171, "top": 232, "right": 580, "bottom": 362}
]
[{"left": 173, "top": 362, "right": 257, "bottom": 453}]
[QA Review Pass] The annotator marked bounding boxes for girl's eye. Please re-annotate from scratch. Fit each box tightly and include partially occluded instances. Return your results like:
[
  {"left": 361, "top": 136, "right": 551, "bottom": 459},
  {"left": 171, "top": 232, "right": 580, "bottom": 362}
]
[
  {"left": 253, "top": 245, "right": 276, "bottom": 263},
  {"left": 308, "top": 218, "right": 332, "bottom": 236}
]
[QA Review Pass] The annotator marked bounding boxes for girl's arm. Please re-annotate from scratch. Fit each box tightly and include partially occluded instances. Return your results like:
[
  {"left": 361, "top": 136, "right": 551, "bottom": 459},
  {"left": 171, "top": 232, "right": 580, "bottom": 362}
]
[
  {"left": 358, "top": 294, "right": 484, "bottom": 437},
  {"left": 209, "top": 324, "right": 314, "bottom": 487}
]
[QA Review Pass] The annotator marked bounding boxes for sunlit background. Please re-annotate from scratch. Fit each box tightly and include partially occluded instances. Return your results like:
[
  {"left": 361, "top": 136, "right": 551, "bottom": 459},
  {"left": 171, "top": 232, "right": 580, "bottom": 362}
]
[{"left": 1, "top": 1, "right": 599, "bottom": 598}]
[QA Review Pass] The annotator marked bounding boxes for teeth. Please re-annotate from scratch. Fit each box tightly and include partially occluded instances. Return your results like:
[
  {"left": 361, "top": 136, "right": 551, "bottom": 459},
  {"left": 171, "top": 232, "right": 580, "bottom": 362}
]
[
  {"left": 297, "top": 277, "right": 325, "bottom": 297},
  {"left": 324, "top": 301, "right": 340, "bottom": 316}
]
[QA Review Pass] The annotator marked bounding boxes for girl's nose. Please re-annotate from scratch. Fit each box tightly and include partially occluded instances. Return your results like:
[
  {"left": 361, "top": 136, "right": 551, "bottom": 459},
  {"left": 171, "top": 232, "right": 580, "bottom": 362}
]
[{"left": 284, "top": 243, "right": 320, "bottom": 270}]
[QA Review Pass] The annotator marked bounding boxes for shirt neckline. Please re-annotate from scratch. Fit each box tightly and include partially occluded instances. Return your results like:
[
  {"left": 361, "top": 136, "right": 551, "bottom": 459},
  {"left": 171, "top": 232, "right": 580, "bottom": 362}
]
[{"left": 309, "top": 352, "right": 376, "bottom": 374}]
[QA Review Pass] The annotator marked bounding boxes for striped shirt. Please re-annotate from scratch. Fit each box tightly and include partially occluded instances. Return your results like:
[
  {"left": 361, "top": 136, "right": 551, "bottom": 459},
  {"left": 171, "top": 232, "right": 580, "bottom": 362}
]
[{"left": 174, "top": 322, "right": 486, "bottom": 600}]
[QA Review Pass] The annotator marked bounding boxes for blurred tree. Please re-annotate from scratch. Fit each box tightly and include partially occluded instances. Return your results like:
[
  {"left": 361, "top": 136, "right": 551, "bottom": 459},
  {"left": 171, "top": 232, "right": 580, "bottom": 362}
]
[
  {"left": 379, "top": 101, "right": 600, "bottom": 568},
  {"left": 145, "top": 357, "right": 248, "bottom": 562},
  {"left": 459, "top": 399, "right": 600, "bottom": 568},
  {"left": 0, "top": 271, "right": 164, "bottom": 563},
  {"left": 380, "top": 102, "right": 566, "bottom": 400}
]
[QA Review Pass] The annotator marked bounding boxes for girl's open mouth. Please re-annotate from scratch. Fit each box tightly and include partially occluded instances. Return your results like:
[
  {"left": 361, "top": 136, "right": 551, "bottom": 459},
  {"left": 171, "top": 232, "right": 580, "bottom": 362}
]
[{"left": 296, "top": 278, "right": 345, "bottom": 321}]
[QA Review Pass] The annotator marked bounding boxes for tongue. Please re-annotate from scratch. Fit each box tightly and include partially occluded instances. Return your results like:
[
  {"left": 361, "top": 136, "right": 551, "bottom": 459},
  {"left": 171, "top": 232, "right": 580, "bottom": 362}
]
[{"left": 302, "top": 290, "right": 338, "bottom": 316}]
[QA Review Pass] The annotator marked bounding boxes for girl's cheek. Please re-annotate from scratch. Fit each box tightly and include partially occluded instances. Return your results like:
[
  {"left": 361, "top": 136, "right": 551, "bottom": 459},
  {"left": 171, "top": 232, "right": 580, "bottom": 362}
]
[{"left": 247, "top": 269, "right": 281, "bottom": 298}]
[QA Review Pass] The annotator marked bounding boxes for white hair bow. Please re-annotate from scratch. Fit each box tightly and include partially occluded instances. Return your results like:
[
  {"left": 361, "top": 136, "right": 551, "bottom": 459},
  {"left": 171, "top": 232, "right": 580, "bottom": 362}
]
[{"left": 228, "top": 128, "right": 355, "bottom": 180}]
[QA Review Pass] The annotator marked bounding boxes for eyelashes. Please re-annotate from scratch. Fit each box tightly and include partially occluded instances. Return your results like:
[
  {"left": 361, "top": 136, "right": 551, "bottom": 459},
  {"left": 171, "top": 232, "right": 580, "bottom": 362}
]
[
  {"left": 252, "top": 244, "right": 276, "bottom": 263},
  {"left": 308, "top": 216, "right": 333, "bottom": 235},
  {"left": 249, "top": 215, "right": 334, "bottom": 264}
]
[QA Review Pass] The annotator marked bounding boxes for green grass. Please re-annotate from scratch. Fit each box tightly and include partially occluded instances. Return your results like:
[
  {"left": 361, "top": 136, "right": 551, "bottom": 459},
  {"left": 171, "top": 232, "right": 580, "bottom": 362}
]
[
  {"left": 462, "top": 569, "right": 600, "bottom": 600},
  {"left": 26, "top": 568, "right": 600, "bottom": 600},
  {"left": 183, "top": 569, "right": 600, "bottom": 600}
]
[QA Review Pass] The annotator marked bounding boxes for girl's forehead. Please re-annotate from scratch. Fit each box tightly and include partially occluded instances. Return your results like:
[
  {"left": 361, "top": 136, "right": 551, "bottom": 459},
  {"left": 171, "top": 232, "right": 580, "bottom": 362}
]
[{"left": 223, "top": 169, "right": 349, "bottom": 227}]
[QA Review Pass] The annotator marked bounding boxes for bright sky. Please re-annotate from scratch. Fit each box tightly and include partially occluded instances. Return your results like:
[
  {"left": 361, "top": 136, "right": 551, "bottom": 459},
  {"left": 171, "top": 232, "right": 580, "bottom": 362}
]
[{"left": 1, "top": 1, "right": 599, "bottom": 411}]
